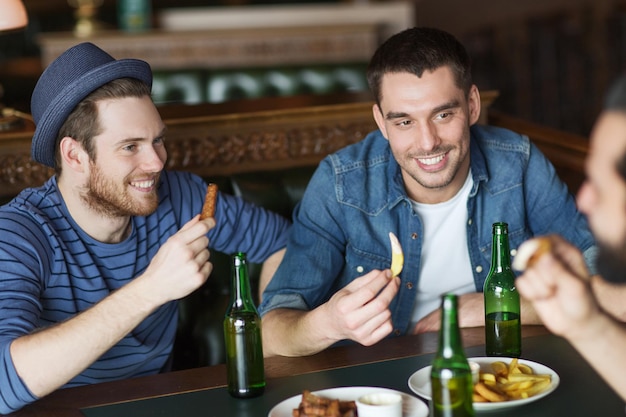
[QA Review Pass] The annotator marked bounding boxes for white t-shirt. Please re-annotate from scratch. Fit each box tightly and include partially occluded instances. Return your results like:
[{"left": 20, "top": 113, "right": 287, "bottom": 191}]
[{"left": 409, "top": 171, "right": 476, "bottom": 329}]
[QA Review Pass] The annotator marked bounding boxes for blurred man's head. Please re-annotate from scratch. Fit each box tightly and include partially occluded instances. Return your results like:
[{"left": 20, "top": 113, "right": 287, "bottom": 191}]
[{"left": 578, "top": 76, "right": 626, "bottom": 283}]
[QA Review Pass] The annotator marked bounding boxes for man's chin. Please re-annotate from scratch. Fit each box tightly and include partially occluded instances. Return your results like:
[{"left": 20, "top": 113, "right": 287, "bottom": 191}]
[{"left": 132, "top": 200, "right": 159, "bottom": 217}]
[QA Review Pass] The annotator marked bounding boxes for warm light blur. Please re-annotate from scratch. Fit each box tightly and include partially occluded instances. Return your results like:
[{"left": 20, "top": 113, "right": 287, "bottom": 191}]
[{"left": 0, "top": 0, "right": 28, "bottom": 31}]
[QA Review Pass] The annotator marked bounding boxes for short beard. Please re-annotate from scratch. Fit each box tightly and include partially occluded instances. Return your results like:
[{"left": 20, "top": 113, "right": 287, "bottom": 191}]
[
  {"left": 595, "top": 241, "right": 626, "bottom": 283},
  {"left": 82, "top": 162, "right": 159, "bottom": 218}
]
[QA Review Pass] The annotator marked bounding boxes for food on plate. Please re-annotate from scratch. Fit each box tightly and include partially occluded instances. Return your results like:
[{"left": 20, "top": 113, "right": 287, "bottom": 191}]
[
  {"left": 389, "top": 232, "right": 404, "bottom": 277},
  {"left": 512, "top": 237, "right": 552, "bottom": 271},
  {"left": 199, "top": 183, "right": 218, "bottom": 220},
  {"left": 474, "top": 381, "right": 507, "bottom": 402},
  {"left": 473, "top": 358, "right": 552, "bottom": 402},
  {"left": 292, "top": 390, "right": 358, "bottom": 417}
]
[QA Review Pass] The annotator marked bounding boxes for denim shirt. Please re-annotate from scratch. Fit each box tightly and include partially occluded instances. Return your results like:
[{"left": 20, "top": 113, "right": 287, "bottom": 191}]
[{"left": 258, "top": 125, "right": 596, "bottom": 336}]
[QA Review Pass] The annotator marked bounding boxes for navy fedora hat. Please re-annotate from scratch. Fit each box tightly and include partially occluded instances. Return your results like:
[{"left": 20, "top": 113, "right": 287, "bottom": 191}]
[{"left": 30, "top": 42, "right": 153, "bottom": 168}]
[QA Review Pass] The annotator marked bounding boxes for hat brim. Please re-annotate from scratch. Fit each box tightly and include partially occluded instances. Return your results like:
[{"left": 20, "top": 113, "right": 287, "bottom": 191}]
[{"left": 31, "top": 58, "right": 152, "bottom": 168}]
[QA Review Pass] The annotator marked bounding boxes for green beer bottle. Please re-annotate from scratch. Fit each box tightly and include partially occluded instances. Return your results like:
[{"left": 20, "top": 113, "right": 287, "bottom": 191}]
[
  {"left": 223, "top": 252, "right": 265, "bottom": 398},
  {"left": 430, "top": 294, "right": 474, "bottom": 417},
  {"left": 483, "top": 222, "right": 521, "bottom": 357}
]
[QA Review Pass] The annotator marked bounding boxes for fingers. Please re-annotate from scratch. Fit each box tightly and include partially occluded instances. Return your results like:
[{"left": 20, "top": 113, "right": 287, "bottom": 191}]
[
  {"left": 521, "top": 235, "right": 588, "bottom": 279},
  {"left": 517, "top": 249, "right": 585, "bottom": 302},
  {"left": 344, "top": 269, "right": 395, "bottom": 306},
  {"left": 545, "top": 235, "right": 589, "bottom": 279},
  {"left": 332, "top": 271, "right": 399, "bottom": 344},
  {"left": 180, "top": 214, "right": 215, "bottom": 235},
  {"left": 516, "top": 263, "right": 557, "bottom": 301}
]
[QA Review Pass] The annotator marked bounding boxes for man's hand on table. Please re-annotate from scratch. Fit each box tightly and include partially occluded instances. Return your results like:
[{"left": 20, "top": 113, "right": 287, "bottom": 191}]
[{"left": 412, "top": 292, "right": 485, "bottom": 334}]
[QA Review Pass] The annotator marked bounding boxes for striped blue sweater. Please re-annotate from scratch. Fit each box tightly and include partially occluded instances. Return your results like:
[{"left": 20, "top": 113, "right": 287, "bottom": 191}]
[{"left": 0, "top": 170, "right": 290, "bottom": 414}]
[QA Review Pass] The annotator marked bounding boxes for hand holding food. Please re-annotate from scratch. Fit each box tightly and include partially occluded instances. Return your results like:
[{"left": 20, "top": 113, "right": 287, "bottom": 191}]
[
  {"left": 389, "top": 232, "right": 404, "bottom": 277},
  {"left": 473, "top": 358, "right": 552, "bottom": 402},
  {"left": 200, "top": 183, "right": 218, "bottom": 220},
  {"left": 512, "top": 237, "right": 552, "bottom": 271}
]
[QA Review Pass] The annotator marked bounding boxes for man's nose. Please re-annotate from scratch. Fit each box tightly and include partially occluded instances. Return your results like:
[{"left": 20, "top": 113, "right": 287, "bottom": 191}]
[
  {"left": 416, "top": 121, "right": 440, "bottom": 151},
  {"left": 141, "top": 146, "right": 166, "bottom": 172}
]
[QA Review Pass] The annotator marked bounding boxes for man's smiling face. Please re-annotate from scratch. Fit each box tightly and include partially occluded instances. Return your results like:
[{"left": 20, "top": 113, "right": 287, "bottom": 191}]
[{"left": 373, "top": 66, "right": 480, "bottom": 204}]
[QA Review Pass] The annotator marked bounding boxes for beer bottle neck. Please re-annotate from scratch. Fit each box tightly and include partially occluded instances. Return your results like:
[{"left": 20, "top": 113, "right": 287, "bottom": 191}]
[
  {"left": 489, "top": 223, "right": 511, "bottom": 274},
  {"left": 229, "top": 252, "right": 257, "bottom": 313},
  {"left": 437, "top": 295, "right": 463, "bottom": 358}
]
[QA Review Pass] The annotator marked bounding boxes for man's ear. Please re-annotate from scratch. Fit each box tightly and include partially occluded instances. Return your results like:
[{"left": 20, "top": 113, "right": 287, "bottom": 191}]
[
  {"left": 372, "top": 103, "right": 389, "bottom": 139},
  {"left": 59, "top": 136, "right": 87, "bottom": 173},
  {"left": 468, "top": 85, "right": 482, "bottom": 126}
]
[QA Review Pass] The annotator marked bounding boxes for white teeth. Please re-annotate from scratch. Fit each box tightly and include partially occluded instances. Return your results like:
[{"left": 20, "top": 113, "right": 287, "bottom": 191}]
[
  {"left": 418, "top": 154, "right": 445, "bottom": 165},
  {"left": 131, "top": 180, "right": 154, "bottom": 188}
]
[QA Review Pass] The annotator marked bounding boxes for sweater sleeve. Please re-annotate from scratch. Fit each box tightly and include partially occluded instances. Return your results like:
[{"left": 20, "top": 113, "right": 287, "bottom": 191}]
[
  {"left": 0, "top": 212, "right": 49, "bottom": 414},
  {"left": 162, "top": 171, "right": 291, "bottom": 264},
  {"left": 0, "top": 343, "right": 38, "bottom": 414}
]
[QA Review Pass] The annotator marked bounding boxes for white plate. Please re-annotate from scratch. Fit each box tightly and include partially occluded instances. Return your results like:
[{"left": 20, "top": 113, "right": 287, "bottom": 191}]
[
  {"left": 407, "top": 357, "right": 560, "bottom": 412},
  {"left": 269, "top": 386, "right": 428, "bottom": 417}
]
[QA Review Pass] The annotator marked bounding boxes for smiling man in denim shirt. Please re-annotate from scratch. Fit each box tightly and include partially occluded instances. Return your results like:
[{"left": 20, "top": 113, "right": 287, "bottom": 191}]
[{"left": 258, "top": 27, "right": 597, "bottom": 357}]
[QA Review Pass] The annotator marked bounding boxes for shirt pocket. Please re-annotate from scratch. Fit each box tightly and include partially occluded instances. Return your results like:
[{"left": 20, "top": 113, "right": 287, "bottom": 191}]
[
  {"left": 344, "top": 243, "right": 390, "bottom": 279},
  {"left": 507, "top": 225, "right": 533, "bottom": 255}
]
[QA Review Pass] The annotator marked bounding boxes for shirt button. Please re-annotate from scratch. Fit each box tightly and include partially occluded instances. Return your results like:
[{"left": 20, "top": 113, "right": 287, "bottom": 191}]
[
  {"left": 468, "top": 218, "right": 473, "bottom": 225},
  {"left": 405, "top": 282, "right": 413, "bottom": 289},
  {"left": 394, "top": 329, "right": 401, "bottom": 336},
  {"left": 510, "top": 249, "right": 517, "bottom": 257},
  {"left": 411, "top": 232, "right": 418, "bottom": 239},
  {"left": 356, "top": 266, "right": 364, "bottom": 273},
  {"left": 475, "top": 265, "right": 483, "bottom": 273}
]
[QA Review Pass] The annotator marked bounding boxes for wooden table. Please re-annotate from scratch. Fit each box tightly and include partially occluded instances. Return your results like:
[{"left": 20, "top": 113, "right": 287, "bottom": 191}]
[{"left": 10, "top": 325, "right": 624, "bottom": 416}]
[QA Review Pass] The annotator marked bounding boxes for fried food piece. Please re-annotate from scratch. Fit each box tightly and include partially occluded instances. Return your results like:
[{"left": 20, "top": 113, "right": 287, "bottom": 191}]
[
  {"left": 292, "top": 390, "right": 357, "bottom": 417},
  {"left": 199, "top": 183, "right": 218, "bottom": 220},
  {"left": 473, "top": 392, "right": 489, "bottom": 402},
  {"left": 474, "top": 382, "right": 508, "bottom": 402},
  {"left": 389, "top": 232, "right": 404, "bottom": 277},
  {"left": 475, "top": 359, "right": 553, "bottom": 402},
  {"left": 512, "top": 237, "right": 552, "bottom": 271}
]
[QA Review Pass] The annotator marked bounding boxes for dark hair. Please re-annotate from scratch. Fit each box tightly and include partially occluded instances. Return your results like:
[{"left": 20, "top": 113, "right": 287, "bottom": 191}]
[
  {"left": 366, "top": 27, "right": 473, "bottom": 105},
  {"left": 604, "top": 76, "right": 626, "bottom": 183},
  {"left": 55, "top": 77, "right": 151, "bottom": 173}
]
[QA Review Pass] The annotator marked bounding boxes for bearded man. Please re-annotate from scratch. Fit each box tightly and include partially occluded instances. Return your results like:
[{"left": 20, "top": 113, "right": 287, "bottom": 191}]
[
  {"left": 0, "top": 42, "right": 290, "bottom": 414},
  {"left": 517, "top": 75, "right": 626, "bottom": 402}
]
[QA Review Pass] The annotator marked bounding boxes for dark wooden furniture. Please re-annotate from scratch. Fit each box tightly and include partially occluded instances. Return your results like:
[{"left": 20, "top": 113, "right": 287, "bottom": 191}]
[
  {"left": 9, "top": 326, "right": 546, "bottom": 416},
  {"left": 9, "top": 326, "right": 626, "bottom": 417},
  {"left": 0, "top": 90, "right": 586, "bottom": 205},
  {"left": 415, "top": 0, "right": 626, "bottom": 136}
]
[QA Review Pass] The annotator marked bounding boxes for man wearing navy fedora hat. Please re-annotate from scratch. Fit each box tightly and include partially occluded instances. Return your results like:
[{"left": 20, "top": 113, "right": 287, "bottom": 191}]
[{"left": 0, "top": 42, "right": 289, "bottom": 413}]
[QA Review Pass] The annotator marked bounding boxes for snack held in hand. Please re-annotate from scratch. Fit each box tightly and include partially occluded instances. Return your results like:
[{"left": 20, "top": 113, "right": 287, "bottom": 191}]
[
  {"left": 512, "top": 238, "right": 552, "bottom": 271},
  {"left": 200, "top": 183, "right": 218, "bottom": 220},
  {"left": 388, "top": 232, "right": 404, "bottom": 277},
  {"left": 473, "top": 358, "right": 552, "bottom": 402}
]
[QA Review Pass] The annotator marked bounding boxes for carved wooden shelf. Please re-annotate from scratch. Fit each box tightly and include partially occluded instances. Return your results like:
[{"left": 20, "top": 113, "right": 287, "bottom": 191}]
[
  {"left": 38, "top": 25, "right": 380, "bottom": 70},
  {"left": 11, "top": 90, "right": 576, "bottom": 207}
]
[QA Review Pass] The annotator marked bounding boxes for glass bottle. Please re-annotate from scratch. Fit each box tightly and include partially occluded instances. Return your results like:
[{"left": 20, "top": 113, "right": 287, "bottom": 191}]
[
  {"left": 117, "top": 0, "right": 151, "bottom": 32},
  {"left": 430, "top": 294, "right": 474, "bottom": 417},
  {"left": 483, "top": 222, "right": 521, "bottom": 357},
  {"left": 223, "top": 252, "right": 265, "bottom": 398}
]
